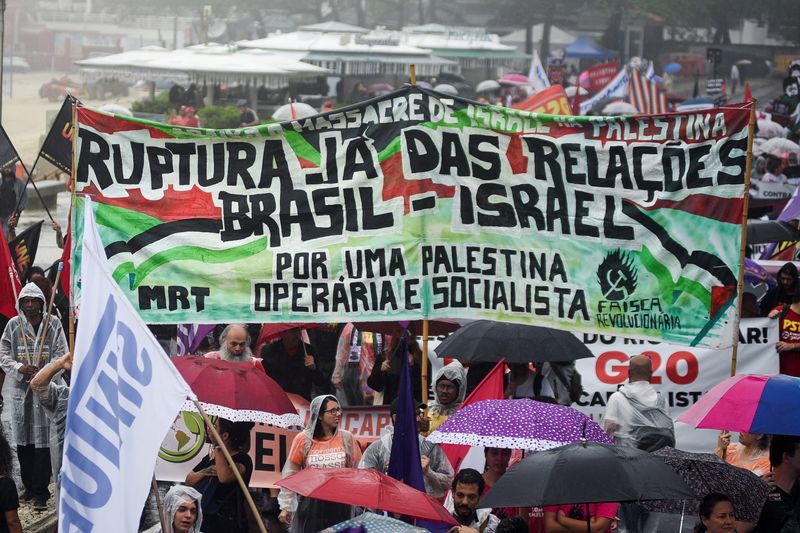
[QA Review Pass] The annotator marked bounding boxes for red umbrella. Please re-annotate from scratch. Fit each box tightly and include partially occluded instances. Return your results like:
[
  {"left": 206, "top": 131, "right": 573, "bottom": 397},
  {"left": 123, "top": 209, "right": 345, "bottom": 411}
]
[
  {"left": 276, "top": 467, "right": 458, "bottom": 525},
  {"left": 256, "top": 323, "right": 322, "bottom": 345},
  {"left": 352, "top": 319, "right": 460, "bottom": 337},
  {"left": 171, "top": 356, "right": 302, "bottom": 428}
]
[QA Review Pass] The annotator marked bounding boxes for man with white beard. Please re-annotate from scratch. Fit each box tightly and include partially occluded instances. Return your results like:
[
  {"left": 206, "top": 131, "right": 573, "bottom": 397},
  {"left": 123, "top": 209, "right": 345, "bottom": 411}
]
[{"left": 205, "top": 324, "right": 264, "bottom": 371}]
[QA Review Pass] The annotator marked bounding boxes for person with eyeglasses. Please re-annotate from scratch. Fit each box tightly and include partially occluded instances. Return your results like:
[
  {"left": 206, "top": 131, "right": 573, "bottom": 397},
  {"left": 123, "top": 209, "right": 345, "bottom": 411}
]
[
  {"left": 278, "top": 394, "right": 362, "bottom": 532},
  {"left": 424, "top": 362, "right": 467, "bottom": 436}
]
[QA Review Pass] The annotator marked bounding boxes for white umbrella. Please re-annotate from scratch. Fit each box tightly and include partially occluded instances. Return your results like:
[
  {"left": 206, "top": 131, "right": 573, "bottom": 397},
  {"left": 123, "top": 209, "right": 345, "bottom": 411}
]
[
  {"left": 757, "top": 119, "right": 789, "bottom": 140},
  {"left": 564, "top": 86, "right": 589, "bottom": 97},
  {"left": 602, "top": 101, "right": 639, "bottom": 115},
  {"left": 757, "top": 137, "right": 800, "bottom": 158},
  {"left": 433, "top": 83, "right": 458, "bottom": 95},
  {"left": 98, "top": 104, "right": 133, "bottom": 116},
  {"left": 476, "top": 79, "right": 501, "bottom": 93},
  {"left": 272, "top": 102, "right": 318, "bottom": 121}
]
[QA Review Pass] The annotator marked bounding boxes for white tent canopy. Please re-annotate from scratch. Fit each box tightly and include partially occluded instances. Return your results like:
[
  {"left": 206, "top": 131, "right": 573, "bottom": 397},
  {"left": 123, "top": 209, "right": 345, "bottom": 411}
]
[
  {"left": 501, "top": 24, "right": 576, "bottom": 49},
  {"left": 76, "top": 43, "right": 329, "bottom": 86}
]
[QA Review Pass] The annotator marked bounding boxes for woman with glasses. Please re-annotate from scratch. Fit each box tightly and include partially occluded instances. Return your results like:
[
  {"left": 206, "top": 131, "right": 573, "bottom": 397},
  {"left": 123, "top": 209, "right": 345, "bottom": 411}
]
[{"left": 278, "top": 394, "right": 362, "bottom": 532}]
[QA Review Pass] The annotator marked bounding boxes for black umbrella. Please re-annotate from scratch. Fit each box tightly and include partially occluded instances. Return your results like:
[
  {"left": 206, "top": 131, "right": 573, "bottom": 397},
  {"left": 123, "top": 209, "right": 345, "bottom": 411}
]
[
  {"left": 434, "top": 320, "right": 592, "bottom": 363},
  {"left": 478, "top": 442, "right": 695, "bottom": 533},
  {"left": 746, "top": 219, "right": 800, "bottom": 245},
  {"left": 641, "top": 447, "right": 769, "bottom": 523}
]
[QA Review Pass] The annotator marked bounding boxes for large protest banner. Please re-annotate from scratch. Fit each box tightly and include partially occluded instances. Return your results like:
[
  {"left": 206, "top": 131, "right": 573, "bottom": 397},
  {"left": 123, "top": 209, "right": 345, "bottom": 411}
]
[
  {"left": 73, "top": 88, "right": 752, "bottom": 348},
  {"left": 572, "top": 317, "right": 777, "bottom": 453}
]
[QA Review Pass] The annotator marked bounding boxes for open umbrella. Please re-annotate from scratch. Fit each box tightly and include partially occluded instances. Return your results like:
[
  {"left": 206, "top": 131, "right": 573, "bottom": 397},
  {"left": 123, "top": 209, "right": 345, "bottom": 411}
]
[
  {"left": 352, "top": 319, "right": 460, "bottom": 337},
  {"left": 368, "top": 82, "right": 394, "bottom": 95},
  {"left": 664, "top": 62, "right": 682, "bottom": 74},
  {"left": 601, "top": 101, "right": 639, "bottom": 115},
  {"left": 434, "top": 320, "right": 593, "bottom": 363},
  {"left": 320, "top": 512, "right": 431, "bottom": 533},
  {"left": 427, "top": 398, "right": 612, "bottom": 450},
  {"left": 476, "top": 79, "right": 501, "bottom": 93},
  {"left": 272, "top": 102, "right": 318, "bottom": 121},
  {"left": 564, "top": 86, "right": 589, "bottom": 97},
  {"left": 640, "top": 447, "right": 769, "bottom": 523},
  {"left": 675, "top": 97, "right": 714, "bottom": 112},
  {"left": 757, "top": 118, "right": 788, "bottom": 139},
  {"left": 276, "top": 468, "right": 458, "bottom": 525},
  {"left": 433, "top": 83, "right": 458, "bottom": 95},
  {"left": 676, "top": 374, "right": 800, "bottom": 435},
  {"left": 499, "top": 73, "right": 530, "bottom": 86},
  {"left": 478, "top": 441, "right": 694, "bottom": 506},
  {"left": 757, "top": 137, "right": 800, "bottom": 158},
  {"left": 743, "top": 258, "right": 776, "bottom": 289},
  {"left": 171, "top": 356, "right": 302, "bottom": 427}
]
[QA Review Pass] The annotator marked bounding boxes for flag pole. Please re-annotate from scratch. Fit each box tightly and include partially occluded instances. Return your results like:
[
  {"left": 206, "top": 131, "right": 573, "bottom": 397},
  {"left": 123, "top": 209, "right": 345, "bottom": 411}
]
[
  {"left": 11, "top": 151, "right": 55, "bottom": 224},
  {"left": 150, "top": 475, "right": 168, "bottom": 532},
  {"left": 68, "top": 98, "right": 77, "bottom": 353},
  {"left": 730, "top": 100, "right": 757, "bottom": 376},
  {"left": 34, "top": 261, "right": 62, "bottom": 367},
  {"left": 421, "top": 318, "right": 429, "bottom": 405},
  {"left": 192, "top": 400, "right": 268, "bottom": 533},
  {"left": 410, "top": 64, "right": 416, "bottom": 86}
]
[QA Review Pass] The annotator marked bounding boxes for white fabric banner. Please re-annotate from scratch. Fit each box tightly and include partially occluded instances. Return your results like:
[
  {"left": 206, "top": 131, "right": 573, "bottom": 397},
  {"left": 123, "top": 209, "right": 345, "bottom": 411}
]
[
  {"left": 59, "top": 197, "right": 195, "bottom": 532},
  {"left": 527, "top": 50, "right": 551, "bottom": 93},
  {"left": 573, "top": 317, "right": 778, "bottom": 453},
  {"left": 579, "top": 68, "right": 630, "bottom": 115}
]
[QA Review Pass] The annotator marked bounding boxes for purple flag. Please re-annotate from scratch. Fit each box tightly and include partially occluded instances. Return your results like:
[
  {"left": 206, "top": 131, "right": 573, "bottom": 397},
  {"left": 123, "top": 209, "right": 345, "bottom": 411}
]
[
  {"left": 176, "top": 324, "right": 214, "bottom": 354},
  {"left": 387, "top": 338, "right": 425, "bottom": 491}
]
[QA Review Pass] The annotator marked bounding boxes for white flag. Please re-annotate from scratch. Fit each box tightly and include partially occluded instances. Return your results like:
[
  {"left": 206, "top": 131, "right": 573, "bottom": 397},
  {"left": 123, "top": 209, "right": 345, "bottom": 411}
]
[
  {"left": 527, "top": 50, "right": 551, "bottom": 93},
  {"left": 579, "top": 68, "right": 630, "bottom": 115},
  {"left": 59, "top": 197, "right": 196, "bottom": 532}
]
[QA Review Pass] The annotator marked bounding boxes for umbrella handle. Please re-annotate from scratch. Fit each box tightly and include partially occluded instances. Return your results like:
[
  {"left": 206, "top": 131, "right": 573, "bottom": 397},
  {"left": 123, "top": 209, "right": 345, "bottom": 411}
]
[{"left": 679, "top": 500, "right": 685, "bottom": 532}]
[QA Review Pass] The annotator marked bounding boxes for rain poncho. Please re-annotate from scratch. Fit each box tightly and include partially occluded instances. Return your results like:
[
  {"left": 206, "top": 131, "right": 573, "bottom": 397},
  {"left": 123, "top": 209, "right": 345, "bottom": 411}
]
[
  {"left": 358, "top": 425, "right": 454, "bottom": 498},
  {"left": 426, "top": 362, "right": 467, "bottom": 434},
  {"left": 603, "top": 381, "right": 672, "bottom": 449},
  {"left": 0, "top": 283, "right": 67, "bottom": 447},
  {"left": 156, "top": 485, "right": 203, "bottom": 533},
  {"left": 278, "top": 394, "right": 360, "bottom": 533}
]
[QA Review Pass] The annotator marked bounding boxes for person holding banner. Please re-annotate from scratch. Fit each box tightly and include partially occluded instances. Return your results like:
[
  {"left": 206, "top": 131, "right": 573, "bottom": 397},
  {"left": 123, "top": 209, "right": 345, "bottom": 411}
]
[
  {"left": 185, "top": 418, "right": 255, "bottom": 533},
  {"left": 0, "top": 168, "right": 25, "bottom": 239},
  {"left": 0, "top": 282, "right": 66, "bottom": 510},
  {"left": 278, "top": 394, "right": 362, "bottom": 532}
]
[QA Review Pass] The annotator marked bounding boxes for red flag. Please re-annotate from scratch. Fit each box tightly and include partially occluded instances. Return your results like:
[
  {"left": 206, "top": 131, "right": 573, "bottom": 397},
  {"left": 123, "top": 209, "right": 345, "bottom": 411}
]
[
  {"left": 0, "top": 228, "right": 21, "bottom": 319},
  {"left": 744, "top": 82, "right": 752, "bottom": 103},
  {"left": 570, "top": 89, "right": 581, "bottom": 116},
  {"left": 440, "top": 359, "right": 505, "bottom": 471}
]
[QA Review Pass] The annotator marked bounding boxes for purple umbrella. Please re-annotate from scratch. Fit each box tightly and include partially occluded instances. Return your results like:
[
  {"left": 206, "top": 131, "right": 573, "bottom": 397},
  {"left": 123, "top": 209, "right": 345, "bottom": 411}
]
[{"left": 426, "top": 399, "right": 612, "bottom": 450}]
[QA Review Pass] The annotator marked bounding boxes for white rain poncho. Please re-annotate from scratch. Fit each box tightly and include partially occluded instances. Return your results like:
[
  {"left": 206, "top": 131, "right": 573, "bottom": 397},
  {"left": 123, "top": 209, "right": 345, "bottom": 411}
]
[
  {"left": 0, "top": 283, "right": 67, "bottom": 447},
  {"left": 603, "top": 380, "right": 672, "bottom": 449},
  {"left": 426, "top": 362, "right": 467, "bottom": 434},
  {"left": 156, "top": 484, "right": 203, "bottom": 533}
]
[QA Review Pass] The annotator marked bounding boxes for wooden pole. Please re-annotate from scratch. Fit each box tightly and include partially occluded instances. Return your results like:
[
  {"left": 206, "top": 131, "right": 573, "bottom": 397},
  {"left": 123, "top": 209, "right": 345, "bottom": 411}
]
[
  {"left": 192, "top": 400, "right": 267, "bottom": 533},
  {"left": 151, "top": 475, "right": 167, "bottom": 532},
  {"left": 730, "top": 100, "right": 758, "bottom": 377},
  {"left": 35, "top": 261, "right": 62, "bottom": 367},
  {"left": 421, "top": 318, "right": 429, "bottom": 405},
  {"left": 68, "top": 98, "right": 77, "bottom": 354},
  {"left": 409, "top": 64, "right": 417, "bottom": 86}
]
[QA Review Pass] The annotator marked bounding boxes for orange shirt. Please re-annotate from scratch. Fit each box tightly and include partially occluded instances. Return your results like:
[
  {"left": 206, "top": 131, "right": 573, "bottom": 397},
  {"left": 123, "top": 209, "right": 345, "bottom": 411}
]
[
  {"left": 288, "top": 431, "right": 362, "bottom": 469},
  {"left": 725, "top": 443, "right": 771, "bottom": 477}
]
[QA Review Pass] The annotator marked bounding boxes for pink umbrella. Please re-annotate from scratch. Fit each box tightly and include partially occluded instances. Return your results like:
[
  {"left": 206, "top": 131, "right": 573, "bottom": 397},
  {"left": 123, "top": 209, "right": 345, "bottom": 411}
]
[
  {"left": 499, "top": 73, "right": 530, "bottom": 86},
  {"left": 676, "top": 374, "right": 800, "bottom": 435}
]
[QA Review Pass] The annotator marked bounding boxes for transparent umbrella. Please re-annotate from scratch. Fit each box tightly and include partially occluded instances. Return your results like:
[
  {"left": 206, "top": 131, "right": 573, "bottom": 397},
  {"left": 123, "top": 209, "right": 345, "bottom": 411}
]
[{"left": 272, "top": 102, "right": 318, "bottom": 121}]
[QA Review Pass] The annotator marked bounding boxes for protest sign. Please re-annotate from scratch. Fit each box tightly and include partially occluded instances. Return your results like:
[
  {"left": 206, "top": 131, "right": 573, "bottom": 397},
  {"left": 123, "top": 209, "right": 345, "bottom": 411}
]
[
  {"left": 512, "top": 85, "right": 570, "bottom": 115},
  {"left": 573, "top": 317, "right": 778, "bottom": 453},
  {"left": 74, "top": 87, "right": 752, "bottom": 348},
  {"left": 583, "top": 62, "right": 619, "bottom": 93},
  {"left": 60, "top": 198, "right": 194, "bottom": 531},
  {"left": 156, "top": 402, "right": 391, "bottom": 488}
]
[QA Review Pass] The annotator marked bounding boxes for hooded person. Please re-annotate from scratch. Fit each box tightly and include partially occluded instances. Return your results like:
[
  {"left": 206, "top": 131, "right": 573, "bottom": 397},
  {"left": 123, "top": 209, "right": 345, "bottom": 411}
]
[
  {"left": 0, "top": 282, "right": 67, "bottom": 509},
  {"left": 157, "top": 485, "right": 203, "bottom": 533},
  {"left": 358, "top": 398, "right": 454, "bottom": 498},
  {"left": 760, "top": 262, "right": 798, "bottom": 316},
  {"left": 278, "top": 394, "right": 362, "bottom": 533},
  {"left": 425, "top": 362, "right": 467, "bottom": 435}
]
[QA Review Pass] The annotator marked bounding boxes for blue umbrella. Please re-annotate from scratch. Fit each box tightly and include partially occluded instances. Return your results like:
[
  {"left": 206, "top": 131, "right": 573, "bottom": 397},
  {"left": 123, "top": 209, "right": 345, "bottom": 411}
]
[
  {"left": 320, "top": 512, "right": 431, "bottom": 532},
  {"left": 664, "top": 62, "right": 682, "bottom": 74}
]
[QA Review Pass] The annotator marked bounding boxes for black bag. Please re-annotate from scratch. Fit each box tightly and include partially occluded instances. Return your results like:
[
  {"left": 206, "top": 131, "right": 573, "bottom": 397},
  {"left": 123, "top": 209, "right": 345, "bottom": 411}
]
[{"left": 619, "top": 390, "right": 675, "bottom": 452}]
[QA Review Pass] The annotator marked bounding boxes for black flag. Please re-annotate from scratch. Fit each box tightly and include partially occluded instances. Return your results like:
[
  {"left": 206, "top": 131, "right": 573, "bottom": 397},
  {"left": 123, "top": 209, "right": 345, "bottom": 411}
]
[
  {"left": 36, "top": 95, "right": 75, "bottom": 174},
  {"left": 0, "top": 124, "right": 20, "bottom": 171},
  {"left": 9, "top": 220, "right": 42, "bottom": 281}
]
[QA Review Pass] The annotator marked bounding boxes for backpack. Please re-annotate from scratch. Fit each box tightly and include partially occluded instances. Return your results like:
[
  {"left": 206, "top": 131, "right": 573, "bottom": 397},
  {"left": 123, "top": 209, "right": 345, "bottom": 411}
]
[
  {"left": 549, "top": 362, "right": 584, "bottom": 404},
  {"left": 619, "top": 389, "right": 675, "bottom": 452}
]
